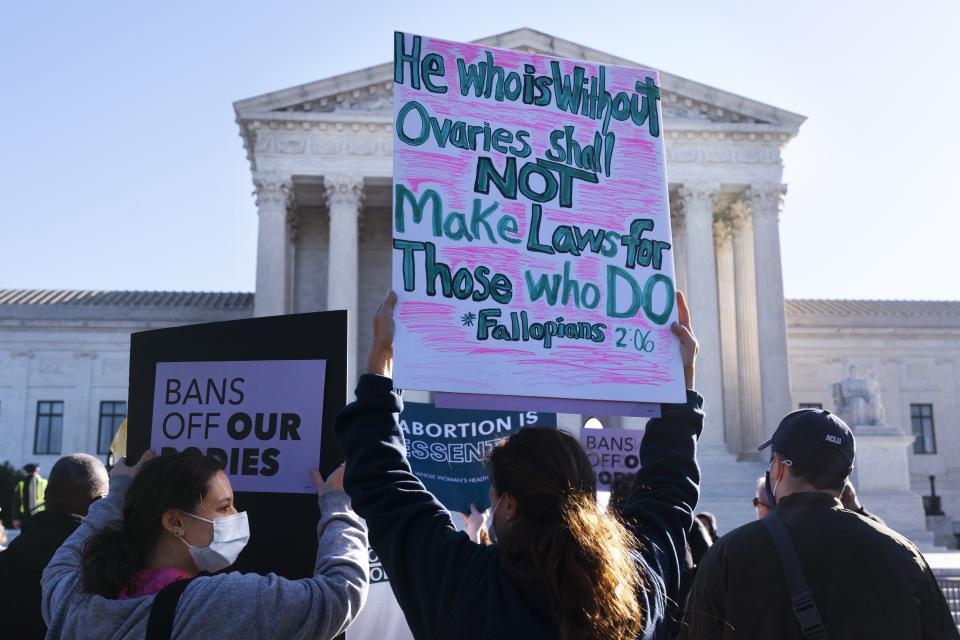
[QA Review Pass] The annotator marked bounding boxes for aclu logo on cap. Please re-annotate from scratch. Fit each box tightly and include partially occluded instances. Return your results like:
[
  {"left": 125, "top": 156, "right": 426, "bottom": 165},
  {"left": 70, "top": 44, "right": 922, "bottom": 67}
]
[{"left": 825, "top": 434, "right": 842, "bottom": 445}]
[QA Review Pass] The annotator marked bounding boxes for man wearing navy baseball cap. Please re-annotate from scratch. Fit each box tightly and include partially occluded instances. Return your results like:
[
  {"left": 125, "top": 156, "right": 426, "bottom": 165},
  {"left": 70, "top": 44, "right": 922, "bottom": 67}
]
[
  {"left": 757, "top": 408, "right": 855, "bottom": 510},
  {"left": 680, "top": 408, "right": 957, "bottom": 640}
]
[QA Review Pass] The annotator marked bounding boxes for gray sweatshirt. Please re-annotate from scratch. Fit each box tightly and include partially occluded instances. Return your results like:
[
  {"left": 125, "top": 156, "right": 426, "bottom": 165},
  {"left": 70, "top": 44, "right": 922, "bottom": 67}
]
[{"left": 41, "top": 476, "right": 368, "bottom": 640}]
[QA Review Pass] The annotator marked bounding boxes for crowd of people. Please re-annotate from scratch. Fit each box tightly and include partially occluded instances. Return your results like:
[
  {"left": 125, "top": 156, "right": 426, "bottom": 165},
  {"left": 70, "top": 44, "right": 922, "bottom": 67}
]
[{"left": 1, "top": 289, "right": 957, "bottom": 639}]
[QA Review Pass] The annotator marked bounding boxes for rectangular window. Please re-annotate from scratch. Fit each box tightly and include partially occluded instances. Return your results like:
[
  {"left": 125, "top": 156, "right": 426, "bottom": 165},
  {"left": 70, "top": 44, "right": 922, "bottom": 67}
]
[
  {"left": 911, "top": 404, "right": 936, "bottom": 454},
  {"left": 799, "top": 403, "right": 823, "bottom": 410},
  {"left": 97, "top": 401, "right": 127, "bottom": 455},
  {"left": 34, "top": 401, "right": 64, "bottom": 455}
]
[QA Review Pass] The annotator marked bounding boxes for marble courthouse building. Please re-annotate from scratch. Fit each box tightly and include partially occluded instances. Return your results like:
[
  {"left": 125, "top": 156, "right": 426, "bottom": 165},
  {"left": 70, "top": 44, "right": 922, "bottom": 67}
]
[{"left": 2, "top": 30, "right": 959, "bottom": 543}]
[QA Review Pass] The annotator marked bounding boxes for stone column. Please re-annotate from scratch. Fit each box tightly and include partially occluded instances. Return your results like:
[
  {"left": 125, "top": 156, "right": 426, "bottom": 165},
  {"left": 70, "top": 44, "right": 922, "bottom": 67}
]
[
  {"left": 731, "top": 200, "right": 764, "bottom": 458},
  {"left": 676, "top": 184, "right": 724, "bottom": 435},
  {"left": 324, "top": 174, "right": 364, "bottom": 388},
  {"left": 669, "top": 193, "right": 688, "bottom": 292},
  {"left": 747, "top": 185, "right": 793, "bottom": 435},
  {"left": 713, "top": 216, "right": 739, "bottom": 450},
  {"left": 253, "top": 172, "right": 295, "bottom": 317}
]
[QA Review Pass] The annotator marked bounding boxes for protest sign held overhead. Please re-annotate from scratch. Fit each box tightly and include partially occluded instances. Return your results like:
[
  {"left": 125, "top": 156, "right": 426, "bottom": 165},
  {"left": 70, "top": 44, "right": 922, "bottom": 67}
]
[
  {"left": 151, "top": 359, "right": 326, "bottom": 493},
  {"left": 401, "top": 402, "right": 556, "bottom": 512},
  {"left": 580, "top": 427, "right": 644, "bottom": 491},
  {"left": 392, "top": 32, "right": 685, "bottom": 406},
  {"left": 126, "top": 311, "right": 347, "bottom": 579}
]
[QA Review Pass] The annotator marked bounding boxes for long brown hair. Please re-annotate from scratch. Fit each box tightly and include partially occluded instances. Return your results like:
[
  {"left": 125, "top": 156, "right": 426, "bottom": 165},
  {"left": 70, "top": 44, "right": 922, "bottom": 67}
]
[
  {"left": 489, "top": 428, "right": 644, "bottom": 640},
  {"left": 81, "top": 452, "right": 222, "bottom": 597}
]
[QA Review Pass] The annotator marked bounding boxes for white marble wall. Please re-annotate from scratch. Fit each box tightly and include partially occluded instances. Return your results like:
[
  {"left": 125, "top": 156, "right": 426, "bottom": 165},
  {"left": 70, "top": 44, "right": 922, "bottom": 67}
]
[
  {"left": 786, "top": 325, "right": 960, "bottom": 521},
  {"left": 0, "top": 327, "right": 132, "bottom": 468},
  {"left": 0, "top": 303, "right": 252, "bottom": 470}
]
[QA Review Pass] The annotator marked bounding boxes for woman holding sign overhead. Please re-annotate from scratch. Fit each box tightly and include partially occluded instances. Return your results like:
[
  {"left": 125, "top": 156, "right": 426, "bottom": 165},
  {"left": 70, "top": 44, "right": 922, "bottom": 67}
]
[
  {"left": 336, "top": 290, "right": 704, "bottom": 640},
  {"left": 41, "top": 451, "right": 368, "bottom": 639}
]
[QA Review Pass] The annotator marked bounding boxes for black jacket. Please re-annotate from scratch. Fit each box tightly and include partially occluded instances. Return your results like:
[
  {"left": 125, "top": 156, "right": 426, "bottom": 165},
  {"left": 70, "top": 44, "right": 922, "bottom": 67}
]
[
  {"left": 0, "top": 511, "right": 82, "bottom": 640},
  {"left": 336, "top": 375, "right": 704, "bottom": 640},
  {"left": 679, "top": 492, "right": 958, "bottom": 639}
]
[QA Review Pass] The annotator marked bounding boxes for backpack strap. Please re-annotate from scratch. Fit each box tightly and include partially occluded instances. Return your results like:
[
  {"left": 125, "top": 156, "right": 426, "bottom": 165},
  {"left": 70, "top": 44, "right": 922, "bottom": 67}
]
[
  {"left": 762, "top": 513, "right": 828, "bottom": 640},
  {"left": 145, "top": 578, "right": 194, "bottom": 640}
]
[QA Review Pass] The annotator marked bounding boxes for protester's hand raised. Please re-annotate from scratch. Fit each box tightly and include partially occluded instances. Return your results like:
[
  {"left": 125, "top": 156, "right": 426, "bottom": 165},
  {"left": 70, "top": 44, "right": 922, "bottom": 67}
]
[
  {"left": 670, "top": 291, "right": 699, "bottom": 389},
  {"left": 367, "top": 291, "right": 396, "bottom": 378},
  {"left": 461, "top": 503, "right": 488, "bottom": 544},
  {"left": 312, "top": 464, "right": 345, "bottom": 497},
  {"left": 110, "top": 449, "right": 155, "bottom": 480}
]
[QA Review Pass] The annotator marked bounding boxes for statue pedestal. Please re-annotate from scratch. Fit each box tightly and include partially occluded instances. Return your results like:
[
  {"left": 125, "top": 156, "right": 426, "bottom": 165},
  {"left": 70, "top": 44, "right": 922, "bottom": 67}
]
[{"left": 851, "top": 424, "right": 936, "bottom": 549}]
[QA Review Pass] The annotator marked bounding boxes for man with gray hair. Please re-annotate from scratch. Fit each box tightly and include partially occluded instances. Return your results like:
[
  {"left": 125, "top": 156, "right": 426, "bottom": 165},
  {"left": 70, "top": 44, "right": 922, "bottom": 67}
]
[{"left": 0, "top": 454, "right": 108, "bottom": 639}]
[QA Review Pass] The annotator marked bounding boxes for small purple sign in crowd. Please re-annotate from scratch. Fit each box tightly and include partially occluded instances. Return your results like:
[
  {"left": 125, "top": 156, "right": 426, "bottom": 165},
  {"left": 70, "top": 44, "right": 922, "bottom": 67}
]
[{"left": 579, "top": 427, "right": 644, "bottom": 491}]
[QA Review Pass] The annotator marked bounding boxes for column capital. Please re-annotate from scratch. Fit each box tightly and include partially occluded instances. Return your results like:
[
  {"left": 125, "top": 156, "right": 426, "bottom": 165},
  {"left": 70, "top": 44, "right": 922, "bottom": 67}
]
[
  {"left": 252, "top": 171, "right": 294, "bottom": 209},
  {"left": 727, "top": 199, "right": 752, "bottom": 231},
  {"left": 669, "top": 195, "right": 685, "bottom": 229},
  {"left": 713, "top": 214, "right": 733, "bottom": 245},
  {"left": 677, "top": 182, "right": 721, "bottom": 210},
  {"left": 745, "top": 184, "right": 787, "bottom": 221},
  {"left": 677, "top": 182, "right": 720, "bottom": 218},
  {"left": 324, "top": 174, "right": 365, "bottom": 213}
]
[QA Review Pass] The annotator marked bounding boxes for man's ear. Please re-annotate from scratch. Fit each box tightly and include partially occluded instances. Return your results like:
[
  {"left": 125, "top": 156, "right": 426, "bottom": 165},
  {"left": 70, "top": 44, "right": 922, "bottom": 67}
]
[
  {"left": 772, "top": 453, "right": 792, "bottom": 480},
  {"left": 161, "top": 509, "right": 183, "bottom": 535}
]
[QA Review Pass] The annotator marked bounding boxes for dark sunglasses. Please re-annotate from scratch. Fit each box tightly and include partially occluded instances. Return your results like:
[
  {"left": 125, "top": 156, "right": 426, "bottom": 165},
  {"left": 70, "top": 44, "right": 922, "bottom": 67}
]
[{"left": 752, "top": 497, "right": 771, "bottom": 509}]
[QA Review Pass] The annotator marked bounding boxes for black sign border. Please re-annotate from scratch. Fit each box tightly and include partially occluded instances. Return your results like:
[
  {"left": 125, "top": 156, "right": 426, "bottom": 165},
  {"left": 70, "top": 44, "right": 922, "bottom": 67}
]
[{"left": 127, "top": 310, "right": 347, "bottom": 579}]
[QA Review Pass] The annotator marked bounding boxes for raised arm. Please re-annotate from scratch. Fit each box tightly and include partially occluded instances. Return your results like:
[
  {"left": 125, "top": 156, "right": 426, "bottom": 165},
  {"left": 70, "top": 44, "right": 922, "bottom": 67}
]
[
  {"left": 335, "top": 292, "right": 483, "bottom": 639},
  {"left": 621, "top": 291, "right": 703, "bottom": 632},
  {"left": 193, "top": 486, "right": 369, "bottom": 640}
]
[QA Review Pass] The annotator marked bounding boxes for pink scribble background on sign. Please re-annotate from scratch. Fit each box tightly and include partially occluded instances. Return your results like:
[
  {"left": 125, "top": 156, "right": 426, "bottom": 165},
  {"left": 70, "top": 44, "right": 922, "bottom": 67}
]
[{"left": 392, "top": 33, "right": 684, "bottom": 403}]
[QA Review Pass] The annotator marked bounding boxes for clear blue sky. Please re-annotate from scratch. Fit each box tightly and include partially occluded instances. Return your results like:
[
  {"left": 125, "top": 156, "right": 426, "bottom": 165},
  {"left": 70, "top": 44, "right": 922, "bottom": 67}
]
[{"left": 1, "top": 0, "right": 957, "bottom": 300}]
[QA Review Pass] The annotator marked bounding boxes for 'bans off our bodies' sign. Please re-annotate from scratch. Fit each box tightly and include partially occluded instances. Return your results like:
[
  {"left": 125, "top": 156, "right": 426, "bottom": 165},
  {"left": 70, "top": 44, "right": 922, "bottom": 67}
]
[
  {"left": 392, "top": 32, "right": 685, "bottom": 405},
  {"left": 151, "top": 360, "right": 326, "bottom": 494},
  {"left": 580, "top": 427, "right": 644, "bottom": 492}
]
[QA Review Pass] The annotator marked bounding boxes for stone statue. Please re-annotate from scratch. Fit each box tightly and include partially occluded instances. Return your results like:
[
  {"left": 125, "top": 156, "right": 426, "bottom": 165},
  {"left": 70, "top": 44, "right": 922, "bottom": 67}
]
[{"left": 832, "top": 365, "right": 886, "bottom": 426}]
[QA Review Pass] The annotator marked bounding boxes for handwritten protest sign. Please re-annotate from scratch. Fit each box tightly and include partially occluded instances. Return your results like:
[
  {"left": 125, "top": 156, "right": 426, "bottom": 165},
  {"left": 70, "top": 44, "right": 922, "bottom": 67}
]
[
  {"left": 401, "top": 401, "right": 556, "bottom": 512},
  {"left": 579, "top": 427, "right": 644, "bottom": 491},
  {"left": 391, "top": 32, "right": 684, "bottom": 406},
  {"left": 151, "top": 360, "right": 326, "bottom": 494}
]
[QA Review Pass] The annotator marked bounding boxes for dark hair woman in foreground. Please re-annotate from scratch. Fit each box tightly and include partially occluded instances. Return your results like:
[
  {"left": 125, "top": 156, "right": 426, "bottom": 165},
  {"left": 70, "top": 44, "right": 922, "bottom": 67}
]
[
  {"left": 336, "top": 290, "right": 704, "bottom": 640},
  {"left": 41, "top": 451, "right": 368, "bottom": 639}
]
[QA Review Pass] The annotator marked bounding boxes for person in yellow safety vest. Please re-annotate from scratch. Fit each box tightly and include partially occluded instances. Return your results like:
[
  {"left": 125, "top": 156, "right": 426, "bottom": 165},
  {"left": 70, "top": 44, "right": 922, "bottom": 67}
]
[{"left": 12, "top": 463, "right": 47, "bottom": 529}]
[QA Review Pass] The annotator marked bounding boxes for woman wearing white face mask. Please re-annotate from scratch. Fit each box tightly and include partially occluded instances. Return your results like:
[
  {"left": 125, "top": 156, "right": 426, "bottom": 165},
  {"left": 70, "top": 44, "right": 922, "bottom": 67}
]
[{"left": 41, "top": 450, "right": 368, "bottom": 640}]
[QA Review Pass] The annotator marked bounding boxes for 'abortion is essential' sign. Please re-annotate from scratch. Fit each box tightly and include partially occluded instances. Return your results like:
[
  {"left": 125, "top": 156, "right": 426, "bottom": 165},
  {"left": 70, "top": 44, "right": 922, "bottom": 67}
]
[
  {"left": 580, "top": 427, "right": 644, "bottom": 491},
  {"left": 401, "top": 401, "right": 555, "bottom": 512},
  {"left": 392, "top": 32, "right": 684, "bottom": 405},
  {"left": 151, "top": 360, "right": 326, "bottom": 494}
]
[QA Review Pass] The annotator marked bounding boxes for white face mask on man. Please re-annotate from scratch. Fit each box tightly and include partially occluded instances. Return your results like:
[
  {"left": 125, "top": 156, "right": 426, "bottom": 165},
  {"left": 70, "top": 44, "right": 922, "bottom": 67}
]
[{"left": 176, "top": 510, "right": 250, "bottom": 573}]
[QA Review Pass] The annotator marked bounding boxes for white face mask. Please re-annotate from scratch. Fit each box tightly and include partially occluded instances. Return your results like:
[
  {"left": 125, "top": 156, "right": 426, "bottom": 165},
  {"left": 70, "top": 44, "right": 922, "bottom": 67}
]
[
  {"left": 177, "top": 510, "right": 250, "bottom": 573},
  {"left": 765, "top": 458, "right": 790, "bottom": 508}
]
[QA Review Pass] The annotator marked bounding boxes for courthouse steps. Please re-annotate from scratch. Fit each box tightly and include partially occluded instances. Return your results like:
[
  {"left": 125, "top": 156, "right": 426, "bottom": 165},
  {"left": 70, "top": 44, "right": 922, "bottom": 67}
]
[{"left": 695, "top": 444, "right": 768, "bottom": 532}]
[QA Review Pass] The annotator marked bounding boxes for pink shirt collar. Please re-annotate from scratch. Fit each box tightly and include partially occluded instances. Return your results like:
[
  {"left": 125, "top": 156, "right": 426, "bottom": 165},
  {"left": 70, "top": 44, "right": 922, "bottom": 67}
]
[{"left": 118, "top": 566, "right": 192, "bottom": 599}]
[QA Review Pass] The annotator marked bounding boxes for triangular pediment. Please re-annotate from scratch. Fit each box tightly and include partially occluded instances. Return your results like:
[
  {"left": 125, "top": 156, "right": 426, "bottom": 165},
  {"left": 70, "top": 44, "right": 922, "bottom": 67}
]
[{"left": 234, "top": 28, "right": 805, "bottom": 130}]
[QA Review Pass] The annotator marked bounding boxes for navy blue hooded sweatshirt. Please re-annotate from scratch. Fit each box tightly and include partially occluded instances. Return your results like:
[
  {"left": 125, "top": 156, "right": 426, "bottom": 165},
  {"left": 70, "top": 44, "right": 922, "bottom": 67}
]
[{"left": 336, "top": 374, "right": 703, "bottom": 640}]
